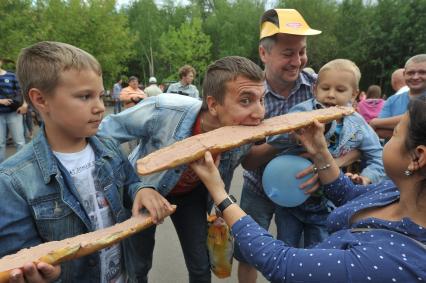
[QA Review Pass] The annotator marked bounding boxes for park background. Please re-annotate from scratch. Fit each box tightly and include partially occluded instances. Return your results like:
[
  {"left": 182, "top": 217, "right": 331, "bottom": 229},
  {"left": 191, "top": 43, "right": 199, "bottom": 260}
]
[{"left": 1, "top": 0, "right": 425, "bottom": 95}]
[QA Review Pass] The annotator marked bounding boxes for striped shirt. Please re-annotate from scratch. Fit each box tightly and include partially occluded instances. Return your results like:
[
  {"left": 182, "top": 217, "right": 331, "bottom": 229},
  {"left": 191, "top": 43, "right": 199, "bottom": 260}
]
[
  {"left": 243, "top": 71, "right": 316, "bottom": 196},
  {"left": 0, "top": 71, "right": 20, "bottom": 113}
]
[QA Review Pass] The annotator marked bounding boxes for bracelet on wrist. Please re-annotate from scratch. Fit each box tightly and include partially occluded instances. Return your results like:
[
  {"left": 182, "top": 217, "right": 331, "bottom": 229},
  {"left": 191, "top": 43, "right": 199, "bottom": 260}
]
[{"left": 312, "top": 163, "right": 331, "bottom": 174}]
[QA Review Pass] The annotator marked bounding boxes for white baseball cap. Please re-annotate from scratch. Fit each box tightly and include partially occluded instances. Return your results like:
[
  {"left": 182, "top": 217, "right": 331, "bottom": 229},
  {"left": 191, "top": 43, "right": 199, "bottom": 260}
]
[{"left": 149, "top": 77, "right": 157, "bottom": 84}]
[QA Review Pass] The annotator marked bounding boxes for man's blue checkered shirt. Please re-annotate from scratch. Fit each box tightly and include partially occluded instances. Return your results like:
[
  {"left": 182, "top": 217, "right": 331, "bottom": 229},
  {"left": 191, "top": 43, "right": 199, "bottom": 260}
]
[{"left": 243, "top": 71, "right": 316, "bottom": 197}]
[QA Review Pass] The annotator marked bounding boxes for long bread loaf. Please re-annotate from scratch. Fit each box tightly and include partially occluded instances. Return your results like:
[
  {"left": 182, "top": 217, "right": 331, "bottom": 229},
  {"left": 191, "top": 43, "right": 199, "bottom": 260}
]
[
  {"left": 137, "top": 106, "right": 354, "bottom": 175},
  {"left": 0, "top": 208, "right": 175, "bottom": 282}
]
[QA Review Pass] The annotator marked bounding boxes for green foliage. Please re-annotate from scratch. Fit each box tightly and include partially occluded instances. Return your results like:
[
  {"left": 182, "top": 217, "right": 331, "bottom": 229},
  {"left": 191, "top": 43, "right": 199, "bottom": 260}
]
[
  {"left": 127, "top": 0, "right": 165, "bottom": 82},
  {"left": 1, "top": 0, "right": 426, "bottom": 95},
  {"left": 158, "top": 17, "right": 212, "bottom": 86},
  {"left": 36, "top": 0, "right": 134, "bottom": 87},
  {"left": 1, "top": 0, "right": 133, "bottom": 88},
  {"left": 0, "top": 0, "right": 35, "bottom": 62},
  {"left": 203, "top": 0, "right": 265, "bottom": 63}
]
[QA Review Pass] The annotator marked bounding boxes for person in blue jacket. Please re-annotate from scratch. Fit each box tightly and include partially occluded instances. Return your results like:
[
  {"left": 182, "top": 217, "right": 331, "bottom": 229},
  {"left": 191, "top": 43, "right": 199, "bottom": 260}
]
[
  {"left": 190, "top": 95, "right": 426, "bottom": 283},
  {"left": 98, "top": 56, "right": 265, "bottom": 283},
  {"left": 269, "top": 59, "right": 385, "bottom": 185},
  {"left": 258, "top": 59, "right": 384, "bottom": 258},
  {"left": 0, "top": 41, "right": 172, "bottom": 283}
]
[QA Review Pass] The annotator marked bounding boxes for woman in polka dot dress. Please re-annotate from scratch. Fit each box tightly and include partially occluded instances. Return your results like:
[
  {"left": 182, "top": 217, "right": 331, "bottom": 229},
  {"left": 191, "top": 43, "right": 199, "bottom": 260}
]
[{"left": 190, "top": 96, "right": 426, "bottom": 282}]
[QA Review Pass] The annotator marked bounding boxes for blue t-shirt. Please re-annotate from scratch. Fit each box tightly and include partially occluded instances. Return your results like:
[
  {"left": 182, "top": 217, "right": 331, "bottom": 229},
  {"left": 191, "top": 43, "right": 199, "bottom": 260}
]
[{"left": 379, "top": 91, "right": 410, "bottom": 118}]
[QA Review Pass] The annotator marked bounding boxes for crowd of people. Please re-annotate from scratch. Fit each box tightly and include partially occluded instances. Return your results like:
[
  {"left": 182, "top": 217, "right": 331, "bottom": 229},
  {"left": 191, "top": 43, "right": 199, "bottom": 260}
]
[{"left": 0, "top": 7, "right": 425, "bottom": 283}]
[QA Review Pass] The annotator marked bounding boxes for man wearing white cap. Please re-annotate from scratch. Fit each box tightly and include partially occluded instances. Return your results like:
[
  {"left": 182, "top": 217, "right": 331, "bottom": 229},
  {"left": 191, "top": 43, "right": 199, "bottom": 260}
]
[
  {"left": 144, "top": 76, "right": 163, "bottom": 97},
  {"left": 236, "top": 9, "right": 323, "bottom": 283}
]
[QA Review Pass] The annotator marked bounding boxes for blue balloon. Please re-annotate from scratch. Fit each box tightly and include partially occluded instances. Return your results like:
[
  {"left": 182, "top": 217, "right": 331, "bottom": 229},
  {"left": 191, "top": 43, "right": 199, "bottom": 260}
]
[{"left": 262, "top": 155, "right": 314, "bottom": 207}]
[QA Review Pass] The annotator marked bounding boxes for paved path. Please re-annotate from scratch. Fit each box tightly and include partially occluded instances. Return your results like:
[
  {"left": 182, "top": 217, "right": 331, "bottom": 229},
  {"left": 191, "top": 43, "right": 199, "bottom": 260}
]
[{"left": 149, "top": 165, "right": 271, "bottom": 283}]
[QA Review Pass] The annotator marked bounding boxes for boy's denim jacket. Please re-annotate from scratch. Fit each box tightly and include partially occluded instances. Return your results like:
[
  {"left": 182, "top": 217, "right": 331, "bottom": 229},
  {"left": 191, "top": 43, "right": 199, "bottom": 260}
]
[
  {"left": 0, "top": 128, "right": 146, "bottom": 282},
  {"left": 268, "top": 98, "right": 385, "bottom": 183},
  {"left": 98, "top": 93, "right": 250, "bottom": 196}
]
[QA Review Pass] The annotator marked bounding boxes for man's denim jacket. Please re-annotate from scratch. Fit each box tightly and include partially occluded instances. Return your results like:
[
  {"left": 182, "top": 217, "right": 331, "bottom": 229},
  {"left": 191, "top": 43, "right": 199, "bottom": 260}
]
[
  {"left": 268, "top": 98, "right": 385, "bottom": 183},
  {"left": 98, "top": 93, "right": 250, "bottom": 197},
  {"left": 0, "top": 128, "right": 146, "bottom": 282}
]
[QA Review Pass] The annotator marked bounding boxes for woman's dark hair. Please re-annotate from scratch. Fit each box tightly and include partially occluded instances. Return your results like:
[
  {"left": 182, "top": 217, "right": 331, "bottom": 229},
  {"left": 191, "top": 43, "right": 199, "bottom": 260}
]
[{"left": 406, "top": 95, "right": 426, "bottom": 151}]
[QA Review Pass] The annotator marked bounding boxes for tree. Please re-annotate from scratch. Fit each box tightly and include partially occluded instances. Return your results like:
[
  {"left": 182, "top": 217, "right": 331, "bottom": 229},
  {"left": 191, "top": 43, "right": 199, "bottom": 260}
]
[
  {"left": 360, "top": 0, "right": 426, "bottom": 94},
  {"left": 127, "top": 0, "right": 165, "bottom": 81},
  {"left": 0, "top": 0, "right": 35, "bottom": 62},
  {"left": 158, "top": 17, "right": 212, "bottom": 85},
  {"left": 203, "top": 0, "right": 265, "bottom": 63},
  {"left": 34, "top": 0, "right": 134, "bottom": 87}
]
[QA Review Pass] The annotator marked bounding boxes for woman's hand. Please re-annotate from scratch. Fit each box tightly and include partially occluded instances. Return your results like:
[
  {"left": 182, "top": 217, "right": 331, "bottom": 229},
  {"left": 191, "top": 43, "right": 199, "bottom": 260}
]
[
  {"left": 190, "top": 152, "right": 227, "bottom": 202},
  {"left": 295, "top": 164, "right": 320, "bottom": 194},
  {"left": 295, "top": 120, "right": 340, "bottom": 185},
  {"left": 294, "top": 120, "right": 328, "bottom": 158}
]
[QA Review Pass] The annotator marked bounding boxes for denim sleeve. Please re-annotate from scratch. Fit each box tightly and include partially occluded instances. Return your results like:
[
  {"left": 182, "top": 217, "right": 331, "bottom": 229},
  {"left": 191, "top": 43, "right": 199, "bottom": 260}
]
[
  {"left": 359, "top": 120, "right": 386, "bottom": 183},
  {"left": 0, "top": 172, "right": 43, "bottom": 257},
  {"left": 322, "top": 172, "right": 371, "bottom": 206},
  {"left": 102, "top": 137, "right": 147, "bottom": 201},
  {"left": 98, "top": 98, "right": 157, "bottom": 144},
  {"left": 121, "top": 148, "right": 146, "bottom": 201},
  {"left": 357, "top": 121, "right": 385, "bottom": 183},
  {"left": 266, "top": 132, "right": 303, "bottom": 154},
  {"left": 266, "top": 103, "right": 306, "bottom": 153}
]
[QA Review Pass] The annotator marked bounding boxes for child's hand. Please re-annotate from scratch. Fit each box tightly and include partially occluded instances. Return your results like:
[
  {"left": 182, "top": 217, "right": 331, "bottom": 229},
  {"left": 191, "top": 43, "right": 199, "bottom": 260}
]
[
  {"left": 294, "top": 120, "right": 328, "bottom": 157},
  {"left": 190, "top": 152, "right": 226, "bottom": 197},
  {"left": 10, "top": 262, "right": 61, "bottom": 283},
  {"left": 132, "top": 188, "right": 174, "bottom": 224},
  {"left": 345, "top": 173, "right": 371, "bottom": 185}
]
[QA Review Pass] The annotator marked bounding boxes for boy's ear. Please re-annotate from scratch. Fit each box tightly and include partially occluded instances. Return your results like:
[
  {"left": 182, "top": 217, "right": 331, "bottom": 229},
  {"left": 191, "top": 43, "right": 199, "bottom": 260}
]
[
  {"left": 28, "top": 88, "right": 49, "bottom": 113},
  {"left": 206, "top": 95, "right": 218, "bottom": 117}
]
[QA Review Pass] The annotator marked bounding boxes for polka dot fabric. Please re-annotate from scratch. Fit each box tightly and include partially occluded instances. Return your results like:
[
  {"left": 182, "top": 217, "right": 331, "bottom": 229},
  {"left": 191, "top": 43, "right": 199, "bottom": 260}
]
[{"left": 232, "top": 173, "right": 426, "bottom": 282}]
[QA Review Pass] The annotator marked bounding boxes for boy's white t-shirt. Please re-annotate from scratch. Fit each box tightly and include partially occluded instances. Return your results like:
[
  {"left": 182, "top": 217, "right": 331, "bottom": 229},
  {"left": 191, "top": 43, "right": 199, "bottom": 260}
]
[{"left": 54, "top": 144, "right": 124, "bottom": 283}]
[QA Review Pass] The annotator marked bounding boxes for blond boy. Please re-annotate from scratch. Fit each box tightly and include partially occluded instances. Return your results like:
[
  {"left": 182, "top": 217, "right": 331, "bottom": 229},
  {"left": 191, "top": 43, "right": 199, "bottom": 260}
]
[{"left": 0, "top": 41, "right": 172, "bottom": 282}]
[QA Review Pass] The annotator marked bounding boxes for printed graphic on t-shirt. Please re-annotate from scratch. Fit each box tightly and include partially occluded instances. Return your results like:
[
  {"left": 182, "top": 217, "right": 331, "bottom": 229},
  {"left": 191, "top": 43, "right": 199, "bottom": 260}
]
[{"left": 55, "top": 145, "right": 124, "bottom": 283}]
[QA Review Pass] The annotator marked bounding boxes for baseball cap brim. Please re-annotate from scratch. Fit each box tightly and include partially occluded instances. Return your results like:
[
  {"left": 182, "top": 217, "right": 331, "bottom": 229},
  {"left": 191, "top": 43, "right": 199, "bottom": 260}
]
[{"left": 260, "top": 9, "right": 321, "bottom": 39}]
